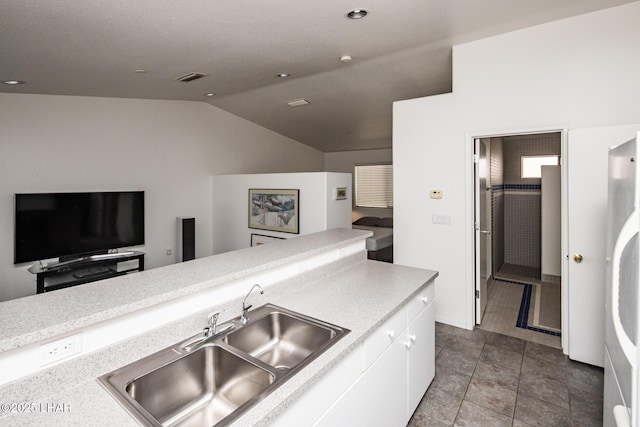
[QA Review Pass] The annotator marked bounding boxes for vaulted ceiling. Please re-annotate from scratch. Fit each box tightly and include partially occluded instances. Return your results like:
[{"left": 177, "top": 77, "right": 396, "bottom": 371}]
[{"left": 1, "top": 0, "right": 634, "bottom": 152}]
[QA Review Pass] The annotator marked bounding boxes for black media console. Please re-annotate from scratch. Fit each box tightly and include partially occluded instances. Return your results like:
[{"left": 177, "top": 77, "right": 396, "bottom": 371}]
[{"left": 28, "top": 251, "right": 145, "bottom": 294}]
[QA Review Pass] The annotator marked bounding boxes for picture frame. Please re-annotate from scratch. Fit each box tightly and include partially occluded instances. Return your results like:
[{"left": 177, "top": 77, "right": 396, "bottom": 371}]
[
  {"left": 335, "top": 187, "right": 348, "bottom": 200},
  {"left": 249, "top": 189, "right": 299, "bottom": 234},
  {"left": 250, "top": 233, "right": 286, "bottom": 247}
]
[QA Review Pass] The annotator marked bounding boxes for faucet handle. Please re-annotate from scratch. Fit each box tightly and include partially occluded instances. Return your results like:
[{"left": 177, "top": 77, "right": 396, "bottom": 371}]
[{"left": 206, "top": 311, "right": 221, "bottom": 334}]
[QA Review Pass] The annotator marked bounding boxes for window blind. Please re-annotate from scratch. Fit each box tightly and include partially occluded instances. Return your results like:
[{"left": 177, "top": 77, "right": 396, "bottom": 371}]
[{"left": 355, "top": 164, "right": 393, "bottom": 208}]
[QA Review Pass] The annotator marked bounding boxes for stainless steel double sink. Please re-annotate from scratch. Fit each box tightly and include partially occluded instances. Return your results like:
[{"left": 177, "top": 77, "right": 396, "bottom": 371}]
[{"left": 98, "top": 304, "right": 350, "bottom": 426}]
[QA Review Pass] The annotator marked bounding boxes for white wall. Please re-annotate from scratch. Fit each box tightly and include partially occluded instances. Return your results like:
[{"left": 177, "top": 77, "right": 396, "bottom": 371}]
[
  {"left": 325, "top": 149, "right": 393, "bottom": 221},
  {"left": 393, "top": 2, "right": 640, "bottom": 328},
  {"left": 211, "top": 173, "right": 352, "bottom": 253},
  {"left": 0, "top": 93, "right": 323, "bottom": 301}
]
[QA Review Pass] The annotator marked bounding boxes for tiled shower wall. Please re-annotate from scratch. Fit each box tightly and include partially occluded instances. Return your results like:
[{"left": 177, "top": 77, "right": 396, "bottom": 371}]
[
  {"left": 489, "top": 138, "right": 504, "bottom": 275},
  {"left": 502, "top": 133, "right": 561, "bottom": 268}
]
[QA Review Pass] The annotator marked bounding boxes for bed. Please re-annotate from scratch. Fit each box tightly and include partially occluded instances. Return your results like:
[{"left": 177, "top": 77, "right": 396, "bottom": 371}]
[{"left": 352, "top": 216, "right": 393, "bottom": 263}]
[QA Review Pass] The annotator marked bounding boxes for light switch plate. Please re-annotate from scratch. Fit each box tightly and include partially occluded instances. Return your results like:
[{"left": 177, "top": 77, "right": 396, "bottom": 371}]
[{"left": 432, "top": 214, "right": 451, "bottom": 225}]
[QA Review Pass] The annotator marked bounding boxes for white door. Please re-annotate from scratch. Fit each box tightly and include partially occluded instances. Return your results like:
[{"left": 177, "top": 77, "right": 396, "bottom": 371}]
[
  {"left": 567, "top": 125, "right": 640, "bottom": 367},
  {"left": 475, "top": 139, "right": 491, "bottom": 323}
]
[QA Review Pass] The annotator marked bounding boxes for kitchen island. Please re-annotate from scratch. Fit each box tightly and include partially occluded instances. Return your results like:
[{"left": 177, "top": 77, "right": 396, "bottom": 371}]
[{"left": 0, "top": 229, "right": 437, "bottom": 426}]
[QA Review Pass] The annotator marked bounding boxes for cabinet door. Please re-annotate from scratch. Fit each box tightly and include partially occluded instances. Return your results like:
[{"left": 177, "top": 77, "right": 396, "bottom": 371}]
[
  {"left": 313, "top": 375, "right": 366, "bottom": 427},
  {"left": 271, "top": 348, "right": 362, "bottom": 426},
  {"left": 363, "top": 336, "right": 408, "bottom": 427},
  {"left": 407, "top": 303, "right": 435, "bottom": 421}
]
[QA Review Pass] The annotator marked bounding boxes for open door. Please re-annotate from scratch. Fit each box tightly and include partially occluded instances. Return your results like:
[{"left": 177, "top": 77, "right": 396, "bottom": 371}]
[
  {"left": 567, "top": 125, "right": 640, "bottom": 366},
  {"left": 475, "top": 138, "right": 491, "bottom": 324}
]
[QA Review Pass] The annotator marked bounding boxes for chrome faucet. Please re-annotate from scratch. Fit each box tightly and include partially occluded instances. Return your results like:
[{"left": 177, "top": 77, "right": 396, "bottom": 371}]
[
  {"left": 181, "top": 310, "right": 233, "bottom": 351},
  {"left": 241, "top": 284, "right": 264, "bottom": 324},
  {"left": 202, "top": 311, "right": 220, "bottom": 337}
]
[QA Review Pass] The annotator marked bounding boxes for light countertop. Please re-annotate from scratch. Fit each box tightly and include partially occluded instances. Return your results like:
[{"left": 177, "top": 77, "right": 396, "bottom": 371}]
[{"left": 0, "top": 229, "right": 437, "bottom": 426}]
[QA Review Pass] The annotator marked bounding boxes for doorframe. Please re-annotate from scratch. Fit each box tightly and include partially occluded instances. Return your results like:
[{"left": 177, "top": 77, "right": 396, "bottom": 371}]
[{"left": 464, "top": 125, "right": 569, "bottom": 353}]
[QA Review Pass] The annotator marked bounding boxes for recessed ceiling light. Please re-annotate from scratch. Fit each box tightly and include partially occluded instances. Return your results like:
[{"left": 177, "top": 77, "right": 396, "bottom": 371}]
[
  {"left": 346, "top": 9, "right": 368, "bottom": 19},
  {"left": 340, "top": 55, "right": 352, "bottom": 63},
  {"left": 277, "top": 73, "right": 290, "bottom": 78},
  {"left": 205, "top": 93, "right": 215, "bottom": 97},
  {"left": 2, "top": 80, "right": 25, "bottom": 85}
]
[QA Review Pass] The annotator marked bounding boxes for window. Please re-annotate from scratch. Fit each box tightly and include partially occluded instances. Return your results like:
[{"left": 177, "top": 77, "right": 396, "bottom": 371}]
[
  {"left": 521, "top": 155, "right": 559, "bottom": 178},
  {"left": 355, "top": 164, "right": 393, "bottom": 208}
]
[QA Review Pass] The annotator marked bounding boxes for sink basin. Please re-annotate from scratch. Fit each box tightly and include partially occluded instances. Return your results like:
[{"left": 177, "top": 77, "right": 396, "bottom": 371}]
[
  {"left": 125, "top": 345, "right": 274, "bottom": 426},
  {"left": 223, "top": 309, "right": 337, "bottom": 371},
  {"left": 99, "top": 304, "right": 349, "bottom": 426}
]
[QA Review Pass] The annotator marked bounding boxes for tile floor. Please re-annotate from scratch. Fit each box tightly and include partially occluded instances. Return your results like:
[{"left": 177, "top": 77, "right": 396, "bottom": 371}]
[
  {"left": 408, "top": 323, "right": 604, "bottom": 426},
  {"left": 495, "top": 263, "right": 541, "bottom": 283},
  {"left": 478, "top": 278, "right": 561, "bottom": 349}
]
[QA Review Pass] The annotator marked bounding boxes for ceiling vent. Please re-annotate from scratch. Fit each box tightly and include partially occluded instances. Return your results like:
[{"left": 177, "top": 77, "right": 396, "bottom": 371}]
[
  {"left": 175, "top": 72, "right": 208, "bottom": 82},
  {"left": 287, "top": 99, "right": 310, "bottom": 107}
]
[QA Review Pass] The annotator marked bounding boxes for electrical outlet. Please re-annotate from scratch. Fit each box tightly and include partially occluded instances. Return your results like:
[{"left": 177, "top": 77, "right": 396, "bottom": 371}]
[
  {"left": 430, "top": 190, "right": 443, "bottom": 199},
  {"left": 166, "top": 248, "right": 172, "bottom": 256},
  {"left": 40, "top": 333, "right": 82, "bottom": 366}
]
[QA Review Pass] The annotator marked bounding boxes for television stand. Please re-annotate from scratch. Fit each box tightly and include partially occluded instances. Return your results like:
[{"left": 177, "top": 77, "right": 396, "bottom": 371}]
[{"left": 28, "top": 251, "right": 145, "bottom": 294}]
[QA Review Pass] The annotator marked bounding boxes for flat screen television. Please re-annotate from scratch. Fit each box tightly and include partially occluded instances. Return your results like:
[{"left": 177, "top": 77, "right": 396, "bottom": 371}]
[{"left": 14, "top": 191, "right": 145, "bottom": 264}]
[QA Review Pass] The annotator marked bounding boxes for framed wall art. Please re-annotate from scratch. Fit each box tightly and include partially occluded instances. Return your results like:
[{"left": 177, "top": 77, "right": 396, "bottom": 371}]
[
  {"left": 335, "top": 187, "right": 348, "bottom": 200},
  {"left": 249, "top": 189, "right": 299, "bottom": 234}
]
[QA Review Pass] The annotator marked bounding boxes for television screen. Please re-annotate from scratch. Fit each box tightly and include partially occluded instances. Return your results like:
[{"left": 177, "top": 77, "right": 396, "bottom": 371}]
[{"left": 14, "top": 191, "right": 145, "bottom": 264}]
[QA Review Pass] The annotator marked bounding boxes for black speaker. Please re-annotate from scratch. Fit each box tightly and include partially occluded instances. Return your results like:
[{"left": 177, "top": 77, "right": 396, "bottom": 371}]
[{"left": 177, "top": 217, "right": 195, "bottom": 262}]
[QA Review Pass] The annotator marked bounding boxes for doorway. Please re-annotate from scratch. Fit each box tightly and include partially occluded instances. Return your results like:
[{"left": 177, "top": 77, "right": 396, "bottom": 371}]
[{"left": 474, "top": 132, "right": 562, "bottom": 348}]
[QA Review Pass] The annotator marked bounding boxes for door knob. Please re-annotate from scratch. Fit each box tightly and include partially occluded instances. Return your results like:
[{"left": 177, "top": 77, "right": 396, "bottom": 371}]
[{"left": 573, "top": 254, "right": 584, "bottom": 263}]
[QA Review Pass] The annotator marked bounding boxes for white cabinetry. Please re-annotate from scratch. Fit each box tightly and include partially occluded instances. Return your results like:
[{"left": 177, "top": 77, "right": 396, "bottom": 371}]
[
  {"left": 314, "top": 375, "right": 366, "bottom": 427},
  {"left": 271, "top": 348, "right": 363, "bottom": 426},
  {"left": 272, "top": 282, "right": 435, "bottom": 427},
  {"left": 364, "top": 336, "right": 408, "bottom": 426},
  {"left": 406, "top": 301, "right": 435, "bottom": 421}
]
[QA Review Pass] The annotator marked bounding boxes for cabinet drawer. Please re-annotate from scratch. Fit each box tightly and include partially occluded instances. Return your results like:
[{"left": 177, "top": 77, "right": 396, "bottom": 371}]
[
  {"left": 407, "top": 282, "right": 435, "bottom": 321},
  {"left": 363, "top": 307, "right": 406, "bottom": 370}
]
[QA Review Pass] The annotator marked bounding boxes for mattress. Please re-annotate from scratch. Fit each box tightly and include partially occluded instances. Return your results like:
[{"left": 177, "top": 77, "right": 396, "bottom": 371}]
[{"left": 352, "top": 225, "right": 393, "bottom": 251}]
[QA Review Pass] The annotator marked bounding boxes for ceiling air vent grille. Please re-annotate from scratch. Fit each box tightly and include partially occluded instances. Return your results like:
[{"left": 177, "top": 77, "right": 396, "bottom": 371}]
[
  {"left": 175, "top": 72, "right": 208, "bottom": 82},
  {"left": 287, "top": 99, "right": 310, "bottom": 107}
]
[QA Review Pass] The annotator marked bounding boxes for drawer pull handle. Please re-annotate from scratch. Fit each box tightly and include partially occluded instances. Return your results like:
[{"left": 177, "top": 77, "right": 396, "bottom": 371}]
[
  {"left": 387, "top": 330, "right": 395, "bottom": 338},
  {"left": 409, "top": 334, "right": 416, "bottom": 342},
  {"left": 421, "top": 296, "right": 429, "bottom": 304}
]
